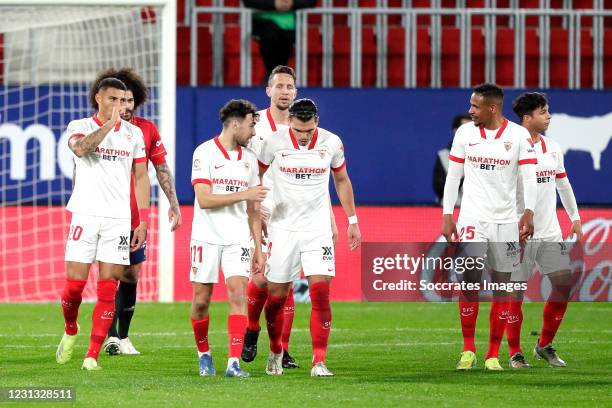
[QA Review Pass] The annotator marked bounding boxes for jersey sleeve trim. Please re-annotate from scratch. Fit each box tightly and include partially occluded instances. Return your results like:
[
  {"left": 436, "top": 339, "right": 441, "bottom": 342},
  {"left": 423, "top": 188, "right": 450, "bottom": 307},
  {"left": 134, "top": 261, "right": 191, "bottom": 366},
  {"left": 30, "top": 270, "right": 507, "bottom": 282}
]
[
  {"left": 556, "top": 172, "right": 567, "bottom": 179},
  {"left": 150, "top": 154, "right": 167, "bottom": 166},
  {"left": 134, "top": 157, "right": 147, "bottom": 164},
  {"left": 448, "top": 154, "right": 465, "bottom": 163},
  {"left": 258, "top": 160, "right": 270, "bottom": 170},
  {"left": 331, "top": 160, "right": 346, "bottom": 172},
  {"left": 518, "top": 158, "right": 538, "bottom": 165},
  {"left": 192, "top": 178, "right": 212, "bottom": 186},
  {"left": 68, "top": 133, "right": 85, "bottom": 144}
]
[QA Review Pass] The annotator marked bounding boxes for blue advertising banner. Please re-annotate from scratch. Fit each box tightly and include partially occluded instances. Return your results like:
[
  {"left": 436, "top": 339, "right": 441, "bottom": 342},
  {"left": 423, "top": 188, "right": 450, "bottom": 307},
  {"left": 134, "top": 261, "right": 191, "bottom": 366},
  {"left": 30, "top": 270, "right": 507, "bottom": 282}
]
[{"left": 1, "top": 86, "right": 611, "bottom": 205}]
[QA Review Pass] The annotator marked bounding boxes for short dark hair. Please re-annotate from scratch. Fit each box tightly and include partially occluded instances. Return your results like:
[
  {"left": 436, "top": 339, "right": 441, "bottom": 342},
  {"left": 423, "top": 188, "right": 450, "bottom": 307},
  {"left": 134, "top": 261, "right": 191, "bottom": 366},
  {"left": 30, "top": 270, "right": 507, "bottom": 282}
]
[
  {"left": 92, "top": 67, "right": 149, "bottom": 110},
  {"left": 219, "top": 99, "right": 259, "bottom": 125},
  {"left": 289, "top": 98, "right": 318, "bottom": 121},
  {"left": 452, "top": 113, "right": 471, "bottom": 130},
  {"left": 473, "top": 83, "right": 504, "bottom": 106},
  {"left": 89, "top": 73, "right": 127, "bottom": 110},
  {"left": 268, "top": 65, "right": 296, "bottom": 86},
  {"left": 512, "top": 92, "right": 549, "bottom": 122}
]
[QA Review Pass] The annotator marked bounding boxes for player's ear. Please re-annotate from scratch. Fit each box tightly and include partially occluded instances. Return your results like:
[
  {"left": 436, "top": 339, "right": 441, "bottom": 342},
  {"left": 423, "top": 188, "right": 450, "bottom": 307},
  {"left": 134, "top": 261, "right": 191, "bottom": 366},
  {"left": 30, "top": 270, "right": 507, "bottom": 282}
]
[
  {"left": 95, "top": 92, "right": 102, "bottom": 106},
  {"left": 265, "top": 86, "right": 272, "bottom": 98},
  {"left": 314, "top": 116, "right": 320, "bottom": 126}
]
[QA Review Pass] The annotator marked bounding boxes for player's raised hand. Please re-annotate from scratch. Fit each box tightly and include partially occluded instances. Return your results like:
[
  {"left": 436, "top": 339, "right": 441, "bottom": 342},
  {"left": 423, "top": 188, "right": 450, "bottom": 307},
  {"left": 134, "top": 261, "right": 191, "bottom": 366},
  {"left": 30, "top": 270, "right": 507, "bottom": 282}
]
[
  {"left": 168, "top": 206, "right": 182, "bottom": 232},
  {"left": 109, "top": 106, "right": 121, "bottom": 127},
  {"left": 518, "top": 209, "right": 534, "bottom": 242},
  {"left": 442, "top": 214, "right": 458, "bottom": 242},
  {"left": 243, "top": 186, "right": 269, "bottom": 202},
  {"left": 347, "top": 224, "right": 361, "bottom": 251},
  {"left": 570, "top": 220, "right": 583, "bottom": 241},
  {"left": 130, "top": 223, "right": 147, "bottom": 252}
]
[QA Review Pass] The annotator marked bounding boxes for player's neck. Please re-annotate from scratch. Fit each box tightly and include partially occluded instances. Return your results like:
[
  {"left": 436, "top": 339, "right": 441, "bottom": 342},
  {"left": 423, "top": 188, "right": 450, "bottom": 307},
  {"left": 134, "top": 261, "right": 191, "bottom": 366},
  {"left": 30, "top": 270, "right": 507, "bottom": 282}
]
[
  {"left": 527, "top": 128, "right": 540, "bottom": 143},
  {"left": 217, "top": 132, "right": 238, "bottom": 151},
  {"left": 483, "top": 116, "right": 504, "bottom": 130},
  {"left": 269, "top": 105, "right": 290, "bottom": 126},
  {"left": 95, "top": 112, "right": 109, "bottom": 124}
]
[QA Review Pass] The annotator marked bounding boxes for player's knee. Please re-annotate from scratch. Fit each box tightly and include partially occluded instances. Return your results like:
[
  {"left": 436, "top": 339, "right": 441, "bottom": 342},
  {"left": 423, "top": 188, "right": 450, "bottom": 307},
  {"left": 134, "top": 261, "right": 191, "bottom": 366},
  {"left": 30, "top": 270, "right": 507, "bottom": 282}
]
[
  {"left": 122, "top": 264, "right": 140, "bottom": 283},
  {"left": 192, "top": 298, "right": 210, "bottom": 317}
]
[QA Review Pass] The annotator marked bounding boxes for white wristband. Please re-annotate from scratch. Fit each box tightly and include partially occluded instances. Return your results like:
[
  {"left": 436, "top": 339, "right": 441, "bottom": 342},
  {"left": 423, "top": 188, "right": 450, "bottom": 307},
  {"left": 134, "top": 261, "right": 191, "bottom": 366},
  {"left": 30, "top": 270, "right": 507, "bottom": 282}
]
[{"left": 348, "top": 215, "right": 358, "bottom": 225}]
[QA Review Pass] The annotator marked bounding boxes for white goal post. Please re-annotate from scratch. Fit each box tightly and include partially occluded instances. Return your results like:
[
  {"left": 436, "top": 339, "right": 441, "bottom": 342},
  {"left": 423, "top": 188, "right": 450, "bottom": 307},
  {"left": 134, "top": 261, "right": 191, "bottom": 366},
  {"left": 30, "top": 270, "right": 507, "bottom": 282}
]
[{"left": 0, "top": 0, "right": 176, "bottom": 302}]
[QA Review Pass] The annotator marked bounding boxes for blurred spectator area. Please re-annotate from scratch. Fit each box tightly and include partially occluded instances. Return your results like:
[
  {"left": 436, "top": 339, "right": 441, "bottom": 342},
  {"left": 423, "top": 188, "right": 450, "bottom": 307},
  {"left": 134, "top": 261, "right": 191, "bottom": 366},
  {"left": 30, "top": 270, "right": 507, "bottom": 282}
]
[{"left": 177, "top": 0, "right": 612, "bottom": 88}]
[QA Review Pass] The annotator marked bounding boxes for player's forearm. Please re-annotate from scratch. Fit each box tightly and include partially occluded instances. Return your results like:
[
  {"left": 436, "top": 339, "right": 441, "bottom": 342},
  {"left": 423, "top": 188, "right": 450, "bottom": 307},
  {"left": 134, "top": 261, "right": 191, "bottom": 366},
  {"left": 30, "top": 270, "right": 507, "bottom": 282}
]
[
  {"left": 70, "top": 122, "right": 113, "bottom": 157},
  {"left": 134, "top": 168, "right": 151, "bottom": 211},
  {"left": 442, "top": 161, "right": 463, "bottom": 215},
  {"left": 334, "top": 176, "right": 357, "bottom": 218},
  {"left": 247, "top": 202, "right": 263, "bottom": 250},
  {"left": 519, "top": 163, "right": 537, "bottom": 212},
  {"left": 196, "top": 191, "right": 247, "bottom": 209},
  {"left": 155, "top": 163, "right": 180, "bottom": 211},
  {"left": 556, "top": 177, "right": 580, "bottom": 221}
]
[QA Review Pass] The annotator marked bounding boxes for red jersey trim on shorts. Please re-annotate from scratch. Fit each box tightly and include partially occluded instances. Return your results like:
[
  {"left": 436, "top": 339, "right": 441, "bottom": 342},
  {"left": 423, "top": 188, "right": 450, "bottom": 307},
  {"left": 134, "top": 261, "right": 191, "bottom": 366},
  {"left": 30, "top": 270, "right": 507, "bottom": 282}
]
[
  {"left": 266, "top": 108, "right": 277, "bottom": 132},
  {"left": 518, "top": 158, "right": 538, "bottom": 165},
  {"left": 479, "top": 118, "right": 508, "bottom": 140},
  {"left": 448, "top": 154, "right": 465, "bottom": 163},
  {"left": 91, "top": 114, "right": 121, "bottom": 132},
  {"left": 331, "top": 160, "right": 347, "bottom": 172},
  {"left": 214, "top": 136, "right": 242, "bottom": 160},
  {"left": 192, "top": 178, "right": 212, "bottom": 186}
]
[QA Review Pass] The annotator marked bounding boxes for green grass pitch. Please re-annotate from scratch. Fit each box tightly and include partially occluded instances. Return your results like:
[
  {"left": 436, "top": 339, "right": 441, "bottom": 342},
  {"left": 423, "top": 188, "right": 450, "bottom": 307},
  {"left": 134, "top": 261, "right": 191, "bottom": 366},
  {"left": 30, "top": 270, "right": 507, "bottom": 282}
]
[{"left": 1, "top": 302, "right": 610, "bottom": 407}]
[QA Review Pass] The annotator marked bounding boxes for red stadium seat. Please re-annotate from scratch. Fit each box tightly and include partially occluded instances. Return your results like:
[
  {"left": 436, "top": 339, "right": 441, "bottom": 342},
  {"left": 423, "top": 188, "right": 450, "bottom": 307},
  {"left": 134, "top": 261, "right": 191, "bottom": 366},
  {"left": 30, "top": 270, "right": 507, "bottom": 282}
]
[
  {"left": 578, "top": 28, "right": 594, "bottom": 88},
  {"left": 550, "top": 27, "right": 570, "bottom": 88},
  {"left": 441, "top": 27, "right": 460, "bottom": 87},
  {"left": 605, "top": 29, "right": 612, "bottom": 88},
  {"left": 495, "top": 27, "right": 515, "bottom": 87}
]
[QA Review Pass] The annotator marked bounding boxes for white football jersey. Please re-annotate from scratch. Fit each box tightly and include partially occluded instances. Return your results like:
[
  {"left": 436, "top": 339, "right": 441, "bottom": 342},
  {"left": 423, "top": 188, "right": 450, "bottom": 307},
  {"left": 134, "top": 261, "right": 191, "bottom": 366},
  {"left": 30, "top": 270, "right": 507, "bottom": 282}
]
[
  {"left": 449, "top": 119, "right": 537, "bottom": 223},
  {"left": 249, "top": 108, "right": 289, "bottom": 196},
  {"left": 66, "top": 115, "right": 146, "bottom": 219},
  {"left": 191, "top": 136, "right": 260, "bottom": 245},
  {"left": 258, "top": 127, "right": 345, "bottom": 232},
  {"left": 517, "top": 135, "right": 567, "bottom": 239}
]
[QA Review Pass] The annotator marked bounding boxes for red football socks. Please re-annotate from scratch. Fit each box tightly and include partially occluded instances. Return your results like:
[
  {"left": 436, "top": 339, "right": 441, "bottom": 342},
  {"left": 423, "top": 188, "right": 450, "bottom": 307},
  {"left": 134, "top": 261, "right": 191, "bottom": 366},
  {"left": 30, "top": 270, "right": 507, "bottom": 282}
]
[
  {"left": 281, "top": 288, "right": 295, "bottom": 352},
  {"left": 506, "top": 299, "right": 524, "bottom": 356},
  {"left": 458, "top": 301, "right": 479, "bottom": 352},
  {"left": 246, "top": 281, "right": 268, "bottom": 332},
  {"left": 539, "top": 301, "right": 568, "bottom": 347},
  {"left": 85, "top": 279, "right": 118, "bottom": 360},
  {"left": 191, "top": 316, "right": 210, "bottom": 353},
  {"left": 265, "top": 294, "right": 287, "bottom": 354},
  {"left": 228, "top": 314, "right": 247, "bottom": 358},
  {"left": 310, "top": 282, "right": 332, "bottom": 365},
  {"left": 61, "top": 279, "right": 87, "bottom": 336}
]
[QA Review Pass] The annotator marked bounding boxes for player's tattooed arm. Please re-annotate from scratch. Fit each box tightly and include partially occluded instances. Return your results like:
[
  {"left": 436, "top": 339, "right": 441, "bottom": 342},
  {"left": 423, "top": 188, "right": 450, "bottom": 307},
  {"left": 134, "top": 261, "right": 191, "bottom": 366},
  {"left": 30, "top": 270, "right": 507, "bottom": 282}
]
[
  {"left": 69, "top": 107, "right": 120, "bottom": 157},
  {"left": 155, "top": 162, "right": 182, "bottom": 231}
]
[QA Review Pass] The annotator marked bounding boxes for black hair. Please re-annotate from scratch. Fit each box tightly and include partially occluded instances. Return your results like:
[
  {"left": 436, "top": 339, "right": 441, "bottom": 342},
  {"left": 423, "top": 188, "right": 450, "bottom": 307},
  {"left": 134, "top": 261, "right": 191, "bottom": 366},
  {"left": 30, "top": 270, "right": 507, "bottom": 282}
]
[
  {"left": 473, "top": 83, "right": 504, "bottom": 106},
  {"left": 512, "top": 92, "right": 549, "bottom": 122},
  {"left": 89, "top": 74, "right": 127, "bottom": 110},
  {"left": 289, "top": 98, "right": 318, "bottom": 121}
]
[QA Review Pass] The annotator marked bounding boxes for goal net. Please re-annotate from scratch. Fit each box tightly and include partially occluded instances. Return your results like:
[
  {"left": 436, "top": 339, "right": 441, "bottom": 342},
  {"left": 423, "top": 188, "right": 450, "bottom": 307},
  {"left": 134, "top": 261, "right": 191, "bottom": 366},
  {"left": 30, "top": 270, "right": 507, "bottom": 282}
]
[{"left": 0, "top": 1, "right": 176, "bottom": 302}]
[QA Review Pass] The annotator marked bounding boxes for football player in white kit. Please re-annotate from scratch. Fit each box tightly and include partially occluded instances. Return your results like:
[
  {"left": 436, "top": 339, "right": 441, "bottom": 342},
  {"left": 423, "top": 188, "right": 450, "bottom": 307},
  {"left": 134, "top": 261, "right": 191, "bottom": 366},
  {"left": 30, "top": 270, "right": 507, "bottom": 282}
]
[
  {"left": 56, "top": 77, "right": 150, "bottom": 371},
  {"left": 243, "top": 65, "right": 300, "bottom": 369},
  {"left": 442, "top": 83, "right": 538, "bottom": 371},
  {"left": 257, "top": 99, "right": 361, "bottom": 377},
  {"left": 189, "top": 99, "right": 268, "bottom": 378},
  {"left": 505, "top": 92, "right": 583, "bottom": 368}
]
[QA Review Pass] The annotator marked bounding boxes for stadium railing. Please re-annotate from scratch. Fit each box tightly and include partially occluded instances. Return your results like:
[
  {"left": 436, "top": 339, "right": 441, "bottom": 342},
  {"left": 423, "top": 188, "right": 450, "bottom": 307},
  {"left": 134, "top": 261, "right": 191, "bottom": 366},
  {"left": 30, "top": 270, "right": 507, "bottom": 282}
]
[{"left": 188, "top": 5, "right": 611, "bottom": 88}]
